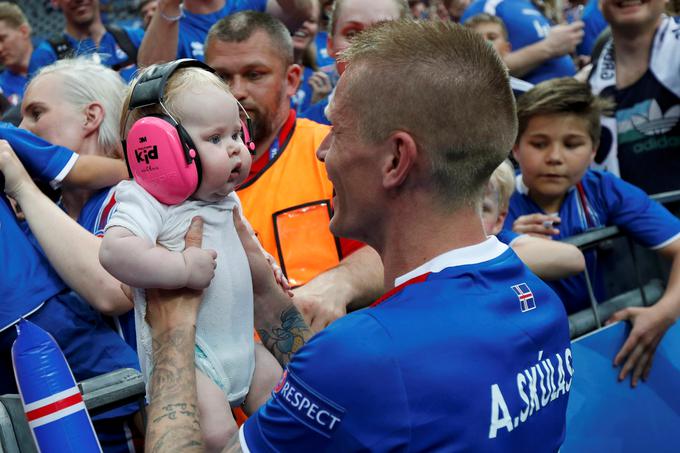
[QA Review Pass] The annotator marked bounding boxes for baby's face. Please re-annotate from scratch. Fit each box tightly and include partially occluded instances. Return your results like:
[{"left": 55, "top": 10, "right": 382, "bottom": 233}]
[
  {"left": 513, "top": 113, "right": 595, "bottom": 204},
  {"left": 177, "top": 85, "right": 252, "bottom": 202}
]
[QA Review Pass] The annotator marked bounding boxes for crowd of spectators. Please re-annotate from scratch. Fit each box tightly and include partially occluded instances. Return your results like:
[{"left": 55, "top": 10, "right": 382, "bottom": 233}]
[{"left": 0, "top": 0, "right": 679, "bottom": 450}]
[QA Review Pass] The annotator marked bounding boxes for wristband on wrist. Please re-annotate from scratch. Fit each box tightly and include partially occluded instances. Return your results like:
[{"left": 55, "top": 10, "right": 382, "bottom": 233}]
[{"left": 159, "top": 6, "right": 184, "bottom": 22}]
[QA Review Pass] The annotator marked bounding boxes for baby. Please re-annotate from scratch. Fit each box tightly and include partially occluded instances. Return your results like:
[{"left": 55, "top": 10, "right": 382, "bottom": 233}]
[{"left": 99, "top": 61, "right": 282, "bottom": 451}]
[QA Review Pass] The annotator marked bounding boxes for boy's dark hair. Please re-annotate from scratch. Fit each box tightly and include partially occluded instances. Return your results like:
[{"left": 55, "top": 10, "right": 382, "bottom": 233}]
[
  {"left": 463, "top": 13, "right": 508, "bottom": 40},
  {"left": 516, "top": 77, "right": 614, "bottom": 146}
]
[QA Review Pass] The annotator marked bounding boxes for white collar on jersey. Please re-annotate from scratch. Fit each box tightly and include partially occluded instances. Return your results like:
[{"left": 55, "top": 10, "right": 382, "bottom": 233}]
[{"left": 394, "top": 236, "right": 508, "bottom": 286}]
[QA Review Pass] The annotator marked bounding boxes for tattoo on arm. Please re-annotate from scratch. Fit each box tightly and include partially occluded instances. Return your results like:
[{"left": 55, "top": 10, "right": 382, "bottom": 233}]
[
  {"left": 146, "top": 325, "right": 204, "bottom": 453},
  {"left": 257, "top": 306, "right": 310, "bottom": 367}
]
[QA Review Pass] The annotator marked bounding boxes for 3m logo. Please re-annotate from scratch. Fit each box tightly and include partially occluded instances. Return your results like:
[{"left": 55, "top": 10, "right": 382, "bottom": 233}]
[
  {"left": 135, "top": 146, "right": 158, "bottom": 165},
  {"left": 511, "top": 283, "right": 536, "bottom": 312},
  {"left": 139, "top": 136, "right": 148, "bottom": 143}
]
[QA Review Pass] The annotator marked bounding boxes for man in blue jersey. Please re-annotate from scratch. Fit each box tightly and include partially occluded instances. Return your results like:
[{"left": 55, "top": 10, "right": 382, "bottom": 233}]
[
  {"left": 461, "top": 0, "right": 584, "bottom": 84},
  {"left": 145, "top": 20, "right": 573, "bottom": 452},
  {"left": 137, "top": 0, "right": 314, "bottom": 66},
  {"left": 588, "top": 0, "right": 680, "bottom": 195},
  {"left": 0, "top": 3, "right": 56, "bottom": 105},
  {"left": 50, "top": 0, "right": 144, "bottom": 81}
]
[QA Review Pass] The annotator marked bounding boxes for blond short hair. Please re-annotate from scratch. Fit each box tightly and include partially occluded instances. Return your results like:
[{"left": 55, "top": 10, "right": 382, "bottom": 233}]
[
  {"left": 0, "top": 2, "right": 27, "bottom": 29},
  {"left": 340, "top": 20, "right": 517, "bottom": 208},
  {"left": 328, "top": 0, "right": 409, "bottom": 37},
  {"left": 488, "top": 159, "right": 515, "bottom": 212},
  {"left": 121, "top": 65, "right": 232, "bottom": 138},
  {"left": 31, "top": 58, "right": 126, "bottom": 157}
]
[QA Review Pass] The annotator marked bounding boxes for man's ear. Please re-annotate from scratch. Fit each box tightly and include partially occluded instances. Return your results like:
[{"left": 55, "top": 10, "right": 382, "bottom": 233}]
[
  {"left": 382, "top": 131, "right": 417, "bottom": 190},
  {"left": 18, "top": 23, "right": 31, "bottom": 39},
  {"left": 83, "top": 102, "right": 105, "bottom": 136},
  {"left": 286, "top": 63, "right": 303, "bottom": 97}
]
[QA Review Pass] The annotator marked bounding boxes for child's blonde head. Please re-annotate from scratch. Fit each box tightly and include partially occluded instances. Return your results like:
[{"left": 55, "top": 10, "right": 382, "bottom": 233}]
[
  {"left": 488, "top": 159, "right": 515, "bottom": 212},
  {"left": 120, "top": 66, "right": 233, "bottom": 138}
]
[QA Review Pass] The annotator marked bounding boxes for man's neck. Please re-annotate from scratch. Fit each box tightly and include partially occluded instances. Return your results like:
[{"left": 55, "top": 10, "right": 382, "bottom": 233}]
[
  {"left": 611, "top": 17, "right": 661, "bottom": 89},
  {"left": 184, "top": 0, "right": 226, "bottom": 14},
  {"left": 9, "top": 42, "right": 33, "bottom": 75},
  {"left": 253, "top": 108, "right": 292, "bottom": 162},
  {"left": 378, "top": 198, "right": 488, "bottom": 289},
  {"left": 65, "top": 20, "right": 106, "bottom": 44}
]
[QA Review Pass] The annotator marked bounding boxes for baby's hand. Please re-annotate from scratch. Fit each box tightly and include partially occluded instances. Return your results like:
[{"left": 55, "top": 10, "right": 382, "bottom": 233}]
[
  {"left": 513, "top": 213, "right": 561, "bottom": 239},
  {"left": 182, "top": 247, "right": 217, "bottom": 289},
  {"left": 264, "top": 252, "right": 293, "bottom": 296}
]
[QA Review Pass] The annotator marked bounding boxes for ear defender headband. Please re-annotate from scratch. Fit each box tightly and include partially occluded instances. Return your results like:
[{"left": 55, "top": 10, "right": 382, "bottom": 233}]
[{"left": 122, "top": 58, "right": 255, "bottom": 205}]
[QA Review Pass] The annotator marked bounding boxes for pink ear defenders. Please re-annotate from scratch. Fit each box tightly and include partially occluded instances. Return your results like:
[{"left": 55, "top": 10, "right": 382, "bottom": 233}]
[{"left": 122, "top": 58, "right": 255, "bottom": 205}]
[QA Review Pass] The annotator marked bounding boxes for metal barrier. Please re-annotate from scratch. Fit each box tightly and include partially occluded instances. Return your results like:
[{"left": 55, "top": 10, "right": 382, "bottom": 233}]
[
  {"left": 564, "top": 189, "right": 680, "bottom": 339},
  {"left": 0, "top": 368, "right": 145, "bottom": 453}
]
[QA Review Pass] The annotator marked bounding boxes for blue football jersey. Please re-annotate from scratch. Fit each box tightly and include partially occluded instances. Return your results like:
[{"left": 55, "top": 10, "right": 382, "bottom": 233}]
[
  {"left": 462, "top": 0, "right": 576, "bottom": 83},
  {"left": 241, "top": 237, "right": 572, "bottom": 451},
  {"left": 177, "top": 0, "right": 267, "bottom": 61},
  {"left": 576, "top": 0, "right": 607, "bottom": 56},
  {"left": 0, "top": 125, "right": 79, "bottom": 330},
  {"left": 291, "top": 66, "right": 315, "bottom": 114},
  {"left": 506, "top": 170, "right": 680, "bottom": 313},
  {"left": 0, "top": 123, "right": 78, "bottom": 186}
]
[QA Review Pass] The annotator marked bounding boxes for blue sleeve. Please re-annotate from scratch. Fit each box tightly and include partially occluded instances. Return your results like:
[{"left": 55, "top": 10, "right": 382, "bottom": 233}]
[
  {"left": 232, "top": 0, "right": 267, "bottom": 13},
  {"left": 241, "top": 313, "right": 410, "bottom": 452},
  {"left": 460, "top": 0, "right": 486, "bottom": 23},
  {"left": 497, "top": 229, "right": 521, "bottom": 245},
  {"left": 597, "top": 172, "right": 680, "bottom": 249},
  {"left": 0, "top": 123, "right": 78, "bottom": 184},
  {"left": 123, "top": 26, "right": 145, "bottom": 48}
]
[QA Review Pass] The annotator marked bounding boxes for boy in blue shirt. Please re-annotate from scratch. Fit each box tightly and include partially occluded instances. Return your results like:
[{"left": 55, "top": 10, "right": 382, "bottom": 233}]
[{"left": 506, "top": 77, "right": 680, "bottom": 387}]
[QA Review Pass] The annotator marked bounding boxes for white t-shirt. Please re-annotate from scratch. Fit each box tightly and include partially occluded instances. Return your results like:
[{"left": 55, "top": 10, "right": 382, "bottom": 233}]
[{"left": 107, "top": 180, "right": 254, "bottom": 403}]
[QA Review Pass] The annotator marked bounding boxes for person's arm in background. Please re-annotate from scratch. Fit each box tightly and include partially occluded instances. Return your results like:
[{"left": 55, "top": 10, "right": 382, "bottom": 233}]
[
  {"left": 0, "top": 123, "right": 127, "bottom": 190},
  {"left": 62, "top": 155, "right": 128, "bottom": 190},
  {"left": 292, "top": 245, "right": 384, "bottom": 333},
  {"left": 510, "top": 235, "right": 585, "bottom": 280},
  {"left": 0, "top": 140, "right": 132, "bottom": 315},
  {"left": 503, "top": 21, "right": 584, "bottom": 78},
  {"left": 138, "top": 0, "right": 314, "bottom": 67},
  {"left": 137, "top": 0, "right": 181, "bottom": 66},
  {"left": 608, "top": 237, "right": 680, "bottom": 387}
]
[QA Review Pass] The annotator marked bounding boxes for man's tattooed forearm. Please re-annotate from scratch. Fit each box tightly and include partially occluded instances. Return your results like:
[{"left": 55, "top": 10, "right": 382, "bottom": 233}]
[
  {"left": 258, "top": 306, "right": 310, "bottom": 366},
  {"left": 146, "top": 325, "right": 203, "bottom": 452}
]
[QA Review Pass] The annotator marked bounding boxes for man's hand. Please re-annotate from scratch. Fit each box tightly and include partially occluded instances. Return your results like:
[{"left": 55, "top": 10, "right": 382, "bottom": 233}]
[
  {"left": 512, "top": 213, "right": 561, "bottom": 238},
  {"left": 543, "top": 21, "right": 585, "bottom": 58},
  {"left": 0, "top": 139, "right": 36, "bottom": 200},
  {"left": 182, "top": 245, "right": 217, "bottom": 290},
  {"left": 147, "top": 217, "right": 206, "bottom": 330},
  {"left": 292, "top": 283, "right": 347, "bottom": 333},
  {"left": 607, "top": 303, "right": 677, "bottom": 387}
]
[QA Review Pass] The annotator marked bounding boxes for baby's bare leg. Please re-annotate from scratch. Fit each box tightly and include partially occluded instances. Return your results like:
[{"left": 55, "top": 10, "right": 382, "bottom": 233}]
[
  {"left": 196, "top": 369, "right": 236, "bottom": 452},
  {"left": 244, "top": 342, "right": 284, "bottom": 414}
]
